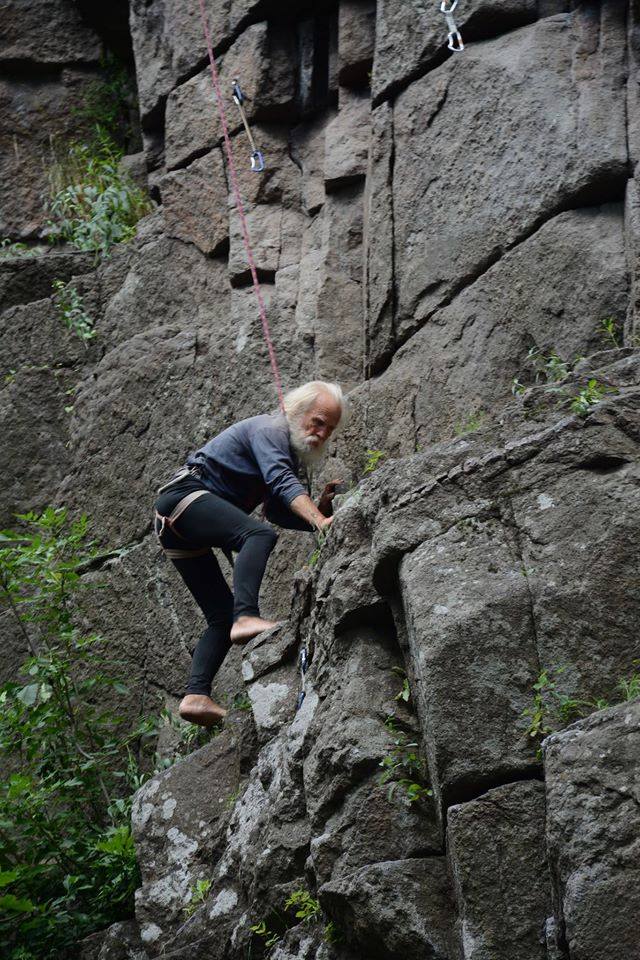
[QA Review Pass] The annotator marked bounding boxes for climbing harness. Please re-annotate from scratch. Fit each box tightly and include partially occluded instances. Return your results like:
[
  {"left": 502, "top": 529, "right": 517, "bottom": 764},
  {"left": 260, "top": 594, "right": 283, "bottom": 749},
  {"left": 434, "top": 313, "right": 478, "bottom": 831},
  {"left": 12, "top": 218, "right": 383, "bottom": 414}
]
[
  {"left": 196, "top": 0, "right": 284, "bottom": 412},
  {"left": 155, "top": 466, "right": 235, "bottom": 565},
  {"left": 296, "top": 645, "right": 309, "bottom": 711},
  {"left": 440, "top": 0, "right": 464, "bottom": 52},
  {"left": 231, "top": 79, "right": 265, "bottom": 173},
  {"left": 154, "top": 489, "right": 211, "bottom": 560}
]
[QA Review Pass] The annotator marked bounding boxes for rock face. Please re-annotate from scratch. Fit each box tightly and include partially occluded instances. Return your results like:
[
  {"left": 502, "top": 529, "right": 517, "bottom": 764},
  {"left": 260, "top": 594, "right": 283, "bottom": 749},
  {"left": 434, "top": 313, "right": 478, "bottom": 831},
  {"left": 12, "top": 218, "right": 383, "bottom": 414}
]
[
  {"left": 2, "top": 1, "right": 640, "bottom": 958},
  {"left": 0, "top": 0, "right": 107, "bottom": 238},
  {"left": 544, "top": 701, "right": 640, "bottom": 960}
]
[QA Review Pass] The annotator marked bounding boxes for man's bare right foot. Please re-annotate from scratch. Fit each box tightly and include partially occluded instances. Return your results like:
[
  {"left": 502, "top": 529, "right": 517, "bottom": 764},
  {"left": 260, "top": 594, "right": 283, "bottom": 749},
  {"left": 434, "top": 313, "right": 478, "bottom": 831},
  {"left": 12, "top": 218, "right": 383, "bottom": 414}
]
[
  {"left": 178, "top": 694, "right": 227, "bottom": 729},
  {"left": 230, "top": 616, "right": 280, "bottom": 645}
]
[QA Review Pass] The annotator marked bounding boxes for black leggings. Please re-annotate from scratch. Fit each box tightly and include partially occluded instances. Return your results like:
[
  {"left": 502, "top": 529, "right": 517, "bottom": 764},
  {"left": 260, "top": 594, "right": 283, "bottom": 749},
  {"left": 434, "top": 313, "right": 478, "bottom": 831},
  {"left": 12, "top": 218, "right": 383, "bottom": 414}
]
[{"left": 155, "top": 476, "right": 278, "bottom": 696}]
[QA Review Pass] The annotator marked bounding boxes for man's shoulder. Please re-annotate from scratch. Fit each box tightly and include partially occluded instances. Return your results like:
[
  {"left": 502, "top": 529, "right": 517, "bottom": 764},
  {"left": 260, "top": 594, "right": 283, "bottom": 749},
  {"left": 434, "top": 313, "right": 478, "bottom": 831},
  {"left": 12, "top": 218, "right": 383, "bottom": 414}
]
[{"left": 243, "top": 412, "right": 289, "bottom": 439}]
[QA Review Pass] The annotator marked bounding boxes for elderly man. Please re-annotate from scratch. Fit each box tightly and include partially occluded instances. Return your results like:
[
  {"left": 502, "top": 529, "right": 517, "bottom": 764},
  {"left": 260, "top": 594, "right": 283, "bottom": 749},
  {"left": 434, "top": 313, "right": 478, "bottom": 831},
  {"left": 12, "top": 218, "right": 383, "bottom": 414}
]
[{"left": 154, "top": 380, "right": 344, "bottom": 727}]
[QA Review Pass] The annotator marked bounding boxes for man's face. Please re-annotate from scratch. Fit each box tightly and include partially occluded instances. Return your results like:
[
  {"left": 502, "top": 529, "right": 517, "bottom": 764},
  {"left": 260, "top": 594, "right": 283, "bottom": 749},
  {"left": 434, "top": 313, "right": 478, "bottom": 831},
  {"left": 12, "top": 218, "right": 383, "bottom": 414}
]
[{"left": 298, "top": 394, "right": 342, "bottom": 452}]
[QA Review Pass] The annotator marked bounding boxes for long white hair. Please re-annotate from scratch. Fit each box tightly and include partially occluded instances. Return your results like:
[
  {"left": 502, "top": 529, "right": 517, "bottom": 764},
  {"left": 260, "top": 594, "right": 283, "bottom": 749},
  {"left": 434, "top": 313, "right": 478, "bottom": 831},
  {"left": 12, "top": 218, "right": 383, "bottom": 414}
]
[
  {"left": 283, "top": 380, "right": 346, "bottom": 426},
  {"left": 283, "top": 380, "right": 346, "bottom": 465}
]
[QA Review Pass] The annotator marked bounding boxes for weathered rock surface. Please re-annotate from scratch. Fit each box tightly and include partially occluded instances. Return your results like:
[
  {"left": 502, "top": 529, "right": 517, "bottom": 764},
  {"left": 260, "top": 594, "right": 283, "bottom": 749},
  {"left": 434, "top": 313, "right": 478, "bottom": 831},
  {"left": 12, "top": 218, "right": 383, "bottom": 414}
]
[
  {"left": 544, "top": 700, "right": 640, "bottom": 960},
  {"left": 389, "top": 9, "right": 627, "bottom": 345},
  {"left": 447, "top": 780, "right": 550, "bottom": 960},
  {"left": 0, "top": 0, "right": 102, "bottom": 64},
  {"left": 0, "top": 70, "right": 100, "bottom": 238},
  {"left": 3, "top": 1, "right": 640, "bottom": 957},
  {"left": 320, "top": 858, "right": 456, "bottom": 959}
]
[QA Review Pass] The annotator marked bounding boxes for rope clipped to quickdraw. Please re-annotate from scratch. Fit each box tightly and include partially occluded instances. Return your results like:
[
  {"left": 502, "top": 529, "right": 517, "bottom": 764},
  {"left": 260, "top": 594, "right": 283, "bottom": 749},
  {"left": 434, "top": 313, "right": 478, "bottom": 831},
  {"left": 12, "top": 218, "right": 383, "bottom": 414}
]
[
  {"left": 195, "top": 0, "right": 285, "bottom": 413},
  {"left": 232, "top": 79, "right": 265, "bottom": 173},
  {"left": 296, "top": 645, "right": 309, "bottom": 711},
  {"left": 440, "top": 0, "right": 464, "bottom": 52}
]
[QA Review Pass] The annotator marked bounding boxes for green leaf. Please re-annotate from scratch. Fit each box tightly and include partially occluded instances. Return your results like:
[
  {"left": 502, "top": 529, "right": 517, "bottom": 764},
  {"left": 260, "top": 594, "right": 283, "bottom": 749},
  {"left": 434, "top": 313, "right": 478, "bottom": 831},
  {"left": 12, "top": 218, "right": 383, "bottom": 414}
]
[{"left": 0, "top": 894, "right": 36, "bottom": 914}]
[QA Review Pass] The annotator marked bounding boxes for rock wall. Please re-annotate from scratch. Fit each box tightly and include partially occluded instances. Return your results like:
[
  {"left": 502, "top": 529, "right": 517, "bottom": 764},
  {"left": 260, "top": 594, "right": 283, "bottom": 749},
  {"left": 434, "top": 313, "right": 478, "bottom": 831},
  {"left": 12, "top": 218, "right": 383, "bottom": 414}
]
[{"left": 2, "top": 1, "right": 640, "bottom": 959}]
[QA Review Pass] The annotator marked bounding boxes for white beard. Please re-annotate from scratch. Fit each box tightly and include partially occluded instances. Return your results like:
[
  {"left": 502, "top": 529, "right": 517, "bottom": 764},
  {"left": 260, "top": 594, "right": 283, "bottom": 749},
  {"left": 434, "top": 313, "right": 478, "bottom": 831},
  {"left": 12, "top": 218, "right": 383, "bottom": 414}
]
[{"left": 288, "top": 419, "right": 326, "bottom": 468}]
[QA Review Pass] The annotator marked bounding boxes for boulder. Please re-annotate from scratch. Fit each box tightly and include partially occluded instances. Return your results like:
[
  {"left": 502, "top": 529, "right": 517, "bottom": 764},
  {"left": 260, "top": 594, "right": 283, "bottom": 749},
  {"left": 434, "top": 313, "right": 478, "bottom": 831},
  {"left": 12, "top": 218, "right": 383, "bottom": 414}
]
[
  {"left": 0, "top": 0, "right": 102, "bottom": 64},
  {"left": 372, "top": 0, "right": 541, "bottom": 105},
  {"left": 131, "top": 733, "right": 242, "bottom": 950},
  {"left": 319, "top": 858, "right": 456, "bottom": 959},
  {"left": 391, "top": 10, "right": 628, "bottom": 343},
  {"left": 447, "top": 781, "right": 550, "bottom": 960},
  {"left": 164, "top": 23, "right": 295, "bottom": 171},
  {"left": 160, "top": 149, "right": 228, "bottom": 256},
  {"left": 399, "top": 514, "right": 540, "bottom": 815},
  {"left": 361, "top": 203, "right": 628, "bottom": 448},
  {"left": 0, "top": 250, "right": 95, "bottom": 312},
  {"left": 324, "top": 89, "right": 370, "bottom": 191},
  {"left": 544, "top": 700, "right": 640, "bottom": 960}
]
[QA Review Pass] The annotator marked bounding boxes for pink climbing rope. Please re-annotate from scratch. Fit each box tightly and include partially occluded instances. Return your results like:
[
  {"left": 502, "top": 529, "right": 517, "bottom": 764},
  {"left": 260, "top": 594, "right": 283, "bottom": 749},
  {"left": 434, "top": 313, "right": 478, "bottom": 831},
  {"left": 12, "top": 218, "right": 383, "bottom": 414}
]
[{"left": 196, "top": 0, "right": 285, "bottom": 412}]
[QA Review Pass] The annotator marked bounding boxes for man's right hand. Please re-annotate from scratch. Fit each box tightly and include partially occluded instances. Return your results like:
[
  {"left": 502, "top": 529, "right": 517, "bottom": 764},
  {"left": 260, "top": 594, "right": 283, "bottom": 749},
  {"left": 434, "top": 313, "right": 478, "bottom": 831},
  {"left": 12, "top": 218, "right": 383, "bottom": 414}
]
[{"left": 290, "top": 493, "right": 334, "bottom": 532}]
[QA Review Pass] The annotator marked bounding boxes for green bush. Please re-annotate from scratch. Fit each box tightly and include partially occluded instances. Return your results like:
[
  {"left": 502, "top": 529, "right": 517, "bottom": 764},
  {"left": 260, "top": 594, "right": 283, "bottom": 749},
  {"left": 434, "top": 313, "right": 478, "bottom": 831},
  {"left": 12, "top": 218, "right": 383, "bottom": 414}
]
[
  {"left": 0, "top": 240, "right": 38, "bottom": 261},
  {"left": 47, "top": 130, "right": 152, "bottom": 258},
  {"left": 0, "top": 508, "right": 157, "bottom": 959},
  {"left": 52, "top": 280, "right": 95, "bottom": 346}
]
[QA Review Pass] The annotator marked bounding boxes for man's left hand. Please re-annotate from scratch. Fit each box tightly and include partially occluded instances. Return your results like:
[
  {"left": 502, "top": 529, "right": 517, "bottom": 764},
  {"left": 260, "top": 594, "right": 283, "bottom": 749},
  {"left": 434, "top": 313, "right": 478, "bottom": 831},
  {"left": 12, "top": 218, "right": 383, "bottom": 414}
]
[{"left": 318, "top": 479, "right": 343, "bottom": 517}]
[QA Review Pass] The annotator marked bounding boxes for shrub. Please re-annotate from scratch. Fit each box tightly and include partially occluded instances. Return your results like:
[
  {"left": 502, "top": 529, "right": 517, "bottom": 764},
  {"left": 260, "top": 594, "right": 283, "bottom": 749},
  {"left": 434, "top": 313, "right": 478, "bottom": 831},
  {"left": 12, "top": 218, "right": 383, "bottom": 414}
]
[
  {"left": 0, "top": 507, "right": 157, "bottom": 959},
  {"left": 379, "top": 715, "right": 432, "bottom": 805},
  {"left": 0, "top": 239, "right": 38, "bottom": 261},
  {"left": 52, "top": 280, "right": 95, "bottom": 346},
  {"left": 47, "top": 130, "right": 152, "bottom": 258}
]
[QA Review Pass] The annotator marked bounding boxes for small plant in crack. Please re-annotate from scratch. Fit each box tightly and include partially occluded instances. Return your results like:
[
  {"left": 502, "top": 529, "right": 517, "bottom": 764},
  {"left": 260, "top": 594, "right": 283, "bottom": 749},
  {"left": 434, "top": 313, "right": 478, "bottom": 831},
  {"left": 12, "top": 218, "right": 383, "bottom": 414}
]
[
  {"left": 362, "top": 448, "right": 387, "bottom": 476},
  {"left": 599, "top": 316, "right": 623, "bottom": 349},
  {"left": 512, "top": 346, "right": 617, "bottom": 417},
  {"left": 52, "top": 279, "right": 96, "bottom": 346},
  {"left": 454, "top": 409, "right": 485, "bottom": 437},
  {"left": 183, "top": 877, "right": 212, "bottom": 919},
  {"left": 284, "top": 889, "right": 321, "bottom": 924},
  {"left": 379, "top": 715, "right": 433, "bottom": 805},
  {"left": 569, "top": 379, "right": 609, "bottom": 416},
  {"left": 391, "top": 665, "right": 411, "bottom": 704},
  {"left": 523, "top": 663, "right": 640, "bottom": 755},
  {"left": 307, "top": 528, "right": 327, "bottom": 569}
]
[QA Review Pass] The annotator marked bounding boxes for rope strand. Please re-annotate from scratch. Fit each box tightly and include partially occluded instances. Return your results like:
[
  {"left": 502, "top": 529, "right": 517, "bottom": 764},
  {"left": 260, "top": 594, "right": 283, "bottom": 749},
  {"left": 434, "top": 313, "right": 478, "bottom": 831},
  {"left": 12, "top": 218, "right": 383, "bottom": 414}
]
[{"left": 196, "top": 0, "right": 285, "bottom": 412}]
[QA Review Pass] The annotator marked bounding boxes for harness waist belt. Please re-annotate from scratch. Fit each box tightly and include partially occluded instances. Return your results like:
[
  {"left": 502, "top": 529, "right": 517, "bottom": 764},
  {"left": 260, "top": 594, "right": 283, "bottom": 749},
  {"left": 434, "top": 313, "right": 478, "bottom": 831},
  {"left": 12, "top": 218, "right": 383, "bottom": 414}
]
[{"left": 155, "top": 490, "right": 210, "bottom": 559}]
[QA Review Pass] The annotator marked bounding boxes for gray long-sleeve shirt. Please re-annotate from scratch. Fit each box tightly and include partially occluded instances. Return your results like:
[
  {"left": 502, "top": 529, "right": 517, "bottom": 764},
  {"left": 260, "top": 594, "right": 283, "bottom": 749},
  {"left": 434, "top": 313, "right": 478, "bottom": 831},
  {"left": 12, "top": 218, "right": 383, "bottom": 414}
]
[{"left": 186, "top": 413, "right": 312, "bottom": 530}]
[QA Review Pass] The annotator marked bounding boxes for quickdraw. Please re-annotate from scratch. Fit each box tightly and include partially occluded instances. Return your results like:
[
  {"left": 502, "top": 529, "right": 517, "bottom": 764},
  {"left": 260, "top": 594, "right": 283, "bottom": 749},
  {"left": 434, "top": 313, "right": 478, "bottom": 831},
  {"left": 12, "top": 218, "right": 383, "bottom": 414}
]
[
  {"left": 232, "top": 79, "right": 265, "bottom": 173},
  {"left": 440, "top": 0, "right": 464, "bottom": 52},
  {"left": 296, "top": 645, "right": 309, "bottom": 711}
]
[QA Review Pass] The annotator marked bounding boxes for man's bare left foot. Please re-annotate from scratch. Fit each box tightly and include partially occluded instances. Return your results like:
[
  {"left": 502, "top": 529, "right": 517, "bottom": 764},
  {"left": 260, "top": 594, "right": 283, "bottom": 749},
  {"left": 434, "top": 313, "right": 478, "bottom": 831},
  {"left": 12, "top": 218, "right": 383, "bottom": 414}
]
[
  {"left": 178, "top": 694, "right": 227, "bottom": 728},
  {"left": 230, "top": 616, "right": 280, "bottom": 645}
]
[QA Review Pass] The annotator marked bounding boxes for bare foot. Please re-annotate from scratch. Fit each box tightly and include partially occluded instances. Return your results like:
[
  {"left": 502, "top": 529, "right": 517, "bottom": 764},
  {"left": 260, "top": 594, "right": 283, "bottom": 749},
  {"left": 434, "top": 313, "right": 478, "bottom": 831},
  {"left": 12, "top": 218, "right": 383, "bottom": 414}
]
[
  {"left": 230, "top": 615, "right": 280, "bottom": 645},
  {"left": 178, "top": 694, "right": 227, "bottom": 729}
]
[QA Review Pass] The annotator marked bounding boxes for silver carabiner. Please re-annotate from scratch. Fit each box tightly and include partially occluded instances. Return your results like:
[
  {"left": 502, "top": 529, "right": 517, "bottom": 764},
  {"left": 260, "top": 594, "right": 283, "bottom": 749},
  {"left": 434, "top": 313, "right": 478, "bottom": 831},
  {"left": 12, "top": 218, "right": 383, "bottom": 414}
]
[
  {"left": 250, "top": 150, "right": 265, "bottom": 173},
  {"left": 440, "top": 0, "right": 464, "bottom": 52},
  {"left": 231, "top": 79, "right": 244, "bottom": 106}
]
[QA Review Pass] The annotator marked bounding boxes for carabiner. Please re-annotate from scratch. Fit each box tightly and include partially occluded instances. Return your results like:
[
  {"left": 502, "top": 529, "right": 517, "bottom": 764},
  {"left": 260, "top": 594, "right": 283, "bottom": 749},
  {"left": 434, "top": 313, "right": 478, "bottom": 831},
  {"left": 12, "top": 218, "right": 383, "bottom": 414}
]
[
  {"left": 440, "top": 0, "right": 464, "bottom": 52},
  {"left": 232, "top": 79, "right": 244, "bottom": 106},
  {"left": 250, "top": 150, "right": 265, "bottom": 173}
]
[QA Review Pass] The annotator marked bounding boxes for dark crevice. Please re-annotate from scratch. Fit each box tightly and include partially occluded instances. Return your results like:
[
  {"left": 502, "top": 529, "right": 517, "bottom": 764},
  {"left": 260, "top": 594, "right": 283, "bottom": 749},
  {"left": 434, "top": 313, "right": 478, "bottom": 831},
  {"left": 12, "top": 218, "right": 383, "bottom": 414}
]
[
  {"left": 572, "top": 453, "right": 630, "bottom": 474},
  {"left": 325, "top": 172, "right": 366, "bottom": 195},
  {"left": 443, "top": 765, "right": 544, "bottom": 813},
  {"left": 230, "top": 268, "right": 277, "bottom": 289}
]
